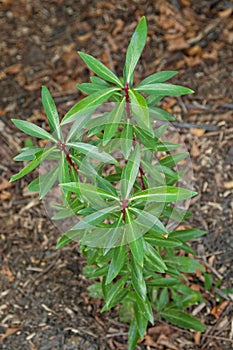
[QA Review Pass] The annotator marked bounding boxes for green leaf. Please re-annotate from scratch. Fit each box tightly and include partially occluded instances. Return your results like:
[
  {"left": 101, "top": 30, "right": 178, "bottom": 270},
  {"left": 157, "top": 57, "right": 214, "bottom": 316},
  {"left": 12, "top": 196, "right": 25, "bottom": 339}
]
[
  {"left": 106, "top": 245, "right": 127, "bottom": 284},
  {"left": 146, "top": 277, "right": 181, "bottom": 287},
  {"left": 120, "top": 144, "right": 140, "bottom": 199},
  {"left": 41, "top": 86, "right": 61, "bottom": 139},
  {"left": 125, "top": 208, "right": 144, "bottom": 244},
  {"left": 10, "top": 147, "right": 55, "bottom": 182},
  {"left": 153, "top": 123, "right": 169, "bottom": 139},
  {"left": 133, "top": 126, "right": 156, "bottom": 150},
  {"left": 129, "top": 236, "right": 144, "bottom": 268},
  {"left": 52, "top": 207, "right": 75, "bottom": 220},
  {"left": 56, "top": 234, "right": 72, "bottom": 249},
  {"left": 203, "top": 272, "right": 213, "bottom": 291},
  {"left": 137, "top": 71, "right": 178, "bottom": 87},
  {"left": 131, "top": 258, "right": 147, "bottom": 301},
  {"left": 157, "top": 152, "right": 189, "bottom": 167},
  {"left": 61, "top": 87, "right": 120, "bottom": 125},
  {"left": 145, "top": 233, "right": 182, "bottom": 247},
  {"left": 38, "top": 165, "right": 59, "bottom": 199},
  {"left": 70, "top": 205, "right": 119, "bottom": 230},
  {"left": 160, "top": 308, "right": 205, "bottom": 332},
  {"left": 169, "top": 228, "right": 206, "bottom": 241},
  {"left": 147, "top": 95, "right": 164, "bottom": 106},
  {"left": 120, "top": 120, "right": 133, "bottom": 159},
  {"left": 13, "top": 147, "right": 43, "bottom": 161},
  {"left": 76, "top": 82, "right": 108, "bottom": 94},
  {"left": 87, "top": 282, "right": 103, "bottom": 299},
  {"left": 150, "top": 107, "right": 175, "bottom": 121},
  {"left": 128, "top": 318, "right": 141, "bottom": 350},
  {"left": 144, "top": 242, "right": 167, "bottom": 273},
  {"left": 157, "top": 288, "right": 169, "bottom": 311},
  {"left": 131, "top": 186, "right": 197, "bottom": 203},
  {"left": 124, "top": 16, "right": 147, "bottom": 85},
  {"left": 129, "top": 89, "right": 151, "bottom": 131},
  {"left": 166, "top": 256, "right": 204, "bottom": 273},
  {"left": 135, "top": 83, "right": 194, "bottom": 96},
  {"left": 12, "top": 119, "right": 57, "bottom": 142},
  {"left": 78, "top": 51, "right": 123, "bottom": 87},
  {"left": 130, "top": 207, "right": 168, "bottom": 234},
  {"left": 67, "top": 142, "right": 117, "bottom": 164},
  {"left": 134, "top": 301, "right": 148, "bottom": 338},
  {"left": 141, "top": 160, "right": 165, "bottom": 185},
  {"left": 90, "top": 76, "right": 111, "bottom": 86},
  {"left": 60, "top": 182, "right": 118, "bottom": 202},
  {"left": 135, "top": 294, "right": 154, "bottom": 325},
  {"left": 103, "top": 98, "right": 126, "bottom": 145},
  {"left": 102, "top": 276, "right": 128, "bottom": 311},
  {"left": 83, "top": 265, "right": 109, "bottom": 279},
  {"left": 66, "top": 112, "right": 93, "bottom": 142}
]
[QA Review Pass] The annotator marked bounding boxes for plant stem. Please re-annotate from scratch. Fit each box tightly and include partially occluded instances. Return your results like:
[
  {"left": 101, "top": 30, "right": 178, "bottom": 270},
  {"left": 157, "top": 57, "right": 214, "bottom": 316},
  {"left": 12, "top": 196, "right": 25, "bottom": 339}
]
[
  {"left": 139, "top": 166, "right": 146, "bottom": 190},
  {"left": 122, "top": 83, "right": 132, "bottom": 120},
  {"left": 57, "top": 140, "right": 79, "bottom": 173}
]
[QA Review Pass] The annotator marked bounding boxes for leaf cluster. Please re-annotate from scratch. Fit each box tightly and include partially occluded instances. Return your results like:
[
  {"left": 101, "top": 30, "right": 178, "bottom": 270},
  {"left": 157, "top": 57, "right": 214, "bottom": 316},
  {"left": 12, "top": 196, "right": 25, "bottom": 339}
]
[{"left": 10, "top": 17, "right": 206, "bottom": 349}]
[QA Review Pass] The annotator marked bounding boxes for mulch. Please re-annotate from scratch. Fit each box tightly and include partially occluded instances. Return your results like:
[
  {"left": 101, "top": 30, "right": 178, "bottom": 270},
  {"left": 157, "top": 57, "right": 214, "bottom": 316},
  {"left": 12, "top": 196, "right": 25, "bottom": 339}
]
[{"left": 0, "top": 1, "right": 233, "bottom": 349}]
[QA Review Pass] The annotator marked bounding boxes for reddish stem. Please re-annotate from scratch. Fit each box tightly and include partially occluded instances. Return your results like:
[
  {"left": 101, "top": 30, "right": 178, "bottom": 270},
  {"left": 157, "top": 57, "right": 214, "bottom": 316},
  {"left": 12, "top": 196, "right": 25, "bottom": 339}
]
[
  {"left": 120, "top": 199, "right": 129, "bottom": 223},
  {"left": 122, "top": 83, "right": 131, "bottom": 120},
  {"left": 139, "top": 166, "right": 146, "bottom": 190},
  {"left": 57, "top": 140, "right": 79, "bottom": 173}
]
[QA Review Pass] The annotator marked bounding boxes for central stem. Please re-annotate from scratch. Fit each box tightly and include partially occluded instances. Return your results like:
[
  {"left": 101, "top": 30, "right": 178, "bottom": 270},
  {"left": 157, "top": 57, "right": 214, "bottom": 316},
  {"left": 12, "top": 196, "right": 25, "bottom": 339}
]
[
  {"left": 120, "top": 199, "right": 129, "bottom": 223},
  {"left": 122, "top": 83, "right": 131, "bottom": 119},
  {"left": 57, "top": 141, "right": 79, "bottom": 173}
]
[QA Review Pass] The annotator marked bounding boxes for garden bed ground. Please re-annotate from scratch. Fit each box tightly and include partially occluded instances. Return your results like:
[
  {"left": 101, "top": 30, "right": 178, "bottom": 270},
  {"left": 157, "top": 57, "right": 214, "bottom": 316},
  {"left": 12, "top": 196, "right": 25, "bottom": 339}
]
[{"left": 0, "top": 1, "right": 232, "bottom": 349}]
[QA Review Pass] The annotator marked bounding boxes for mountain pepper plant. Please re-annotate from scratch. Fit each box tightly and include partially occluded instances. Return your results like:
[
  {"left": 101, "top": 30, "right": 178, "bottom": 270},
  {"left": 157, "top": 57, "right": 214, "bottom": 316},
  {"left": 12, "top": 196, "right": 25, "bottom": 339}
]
[{"left": 10, "top": 17, "right": 206, "bottom": 349}]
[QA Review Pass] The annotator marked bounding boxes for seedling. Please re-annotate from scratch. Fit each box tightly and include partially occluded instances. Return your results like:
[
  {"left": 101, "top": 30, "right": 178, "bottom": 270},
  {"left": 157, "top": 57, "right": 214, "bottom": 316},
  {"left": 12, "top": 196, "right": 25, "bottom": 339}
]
[{"left": 11, "top": 17, "right": 206, "bottom": 349}]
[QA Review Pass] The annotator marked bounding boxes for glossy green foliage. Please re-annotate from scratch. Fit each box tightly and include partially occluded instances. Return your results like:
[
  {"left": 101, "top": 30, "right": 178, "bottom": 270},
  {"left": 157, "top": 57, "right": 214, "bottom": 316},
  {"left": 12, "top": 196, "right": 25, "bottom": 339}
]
[{"left": 10, "top": 16, "right": 206, "bottom": 350}]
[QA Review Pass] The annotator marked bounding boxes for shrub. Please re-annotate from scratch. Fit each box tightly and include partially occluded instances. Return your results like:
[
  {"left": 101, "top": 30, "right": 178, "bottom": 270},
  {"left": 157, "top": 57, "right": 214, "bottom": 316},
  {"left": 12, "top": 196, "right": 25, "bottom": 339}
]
[{"left": 10, "top": 16, "right": 206, "bottom": 350}]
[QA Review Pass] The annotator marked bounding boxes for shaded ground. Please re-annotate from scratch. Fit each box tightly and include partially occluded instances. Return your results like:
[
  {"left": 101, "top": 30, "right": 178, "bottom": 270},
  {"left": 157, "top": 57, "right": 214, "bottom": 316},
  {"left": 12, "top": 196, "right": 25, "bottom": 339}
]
[{"left": 0, "top": 1, "right": 233, "bottom": 349}]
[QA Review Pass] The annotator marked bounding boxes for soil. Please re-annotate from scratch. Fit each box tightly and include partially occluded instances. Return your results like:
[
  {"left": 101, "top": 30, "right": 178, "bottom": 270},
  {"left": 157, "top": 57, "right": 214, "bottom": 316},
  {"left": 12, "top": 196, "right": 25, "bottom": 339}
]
[{"left": 0, "top": 1, "right": 233, "bottom": 350}]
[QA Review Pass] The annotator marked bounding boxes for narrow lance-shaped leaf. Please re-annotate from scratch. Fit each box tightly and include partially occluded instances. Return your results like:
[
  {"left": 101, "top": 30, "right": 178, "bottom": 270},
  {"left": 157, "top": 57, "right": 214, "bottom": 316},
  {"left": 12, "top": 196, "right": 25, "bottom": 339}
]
[
  {"left": 137, "top": 70, "right": 178, "bottom": 87},
  {"left": 38, "top": 165, "right": 59, "bottom": 199},
  {"left": 160, "top": 308, "right": 205, "bottom": 332},
  {"left": 78, "top": 51, "right": 123, "bottom": 87},
  {"left": 66, "top": 112, "right": 93, "bottom": 143},
  {"left": 135, "top": 83, "right": 194, "bottom": 96},
  {"left": 69, "top": 205, "right": 119, "bottom": 230},
  {"left": 131, "top": 186, "right": 197, "bottom": 202},
  {"left": 157, "top": 152, "right": 189, "bottom": 167},
  {"left": 12, "top": 119, "right": 57, "bottom": 142},
  {"left": 130, "top": 207, "right": 168, "bottom": 234},
  {"left": 106, "top": 244, "right": 127, "bottom": 284},
  {"left": 128, "top": 318, "right": 141, "bottom": 350},
  {"left": 131, "top": 257, "right": 147, "bottom": 301},
  {"left": 103, "top": 98, "right": 126, "bottom": 145},
  {"left": 13, "top": 147, "right": 43, "bottom": 161},
  {"left": 169, "top": 228, "right": 206, "bottom": 242},
  {"left": 129, "top": 236, "right": 144, "bottom": 268},
  {"left": 102, "top": 276, "right": 128, "bottom": 311},
  {"left": 129, "top": 89, "right": 151, "bottom": 132},
  {"left": 120, "top": 120, "right": 133, "bottom": 159},
  {"left": 10, "top": 147, "right": 55, "bottom": 182},
  {"left": 124, "top": 208, "right": 143, "bottom": 245},
  {"left": 67, "top": 142, "right": 117, "bottom": 164},
  {"left": 134, "top": 300, "right": 148, "bottom": 339},
  {"left": 123, "top": 16, "right": 147, "bottom": 85},
  {"left": 120, "top": 144, "right": 140, "bottom": 199},
  {"left": 149, "top": 107, "right": 175, "bottom": 121},
  {"left": 61, "top": 87, "right": 120, "bottom": 125},
  {"left": 143, "top": 241, "right": 167, "bottom": 273},
  {"left": 60, "top": 182, "right": 118, "bottom": 201},
  {"left": 41, "top": 86, "right": 62, "bottom": 139}
]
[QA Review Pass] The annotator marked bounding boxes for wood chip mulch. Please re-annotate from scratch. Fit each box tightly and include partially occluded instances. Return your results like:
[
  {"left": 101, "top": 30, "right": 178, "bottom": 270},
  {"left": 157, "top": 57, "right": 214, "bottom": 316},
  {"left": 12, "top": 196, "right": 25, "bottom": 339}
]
[{"left": 0, "top": 1, "right": 232, "bottom": 349}]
